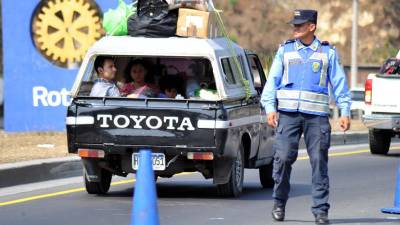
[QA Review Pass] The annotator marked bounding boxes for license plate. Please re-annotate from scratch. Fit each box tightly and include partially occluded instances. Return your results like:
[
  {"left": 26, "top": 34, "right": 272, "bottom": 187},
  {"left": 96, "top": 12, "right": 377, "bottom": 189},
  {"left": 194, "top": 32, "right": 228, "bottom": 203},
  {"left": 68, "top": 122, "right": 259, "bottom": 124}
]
[{"left": 132, "top": 153, "right": 166, "bottom": 171}]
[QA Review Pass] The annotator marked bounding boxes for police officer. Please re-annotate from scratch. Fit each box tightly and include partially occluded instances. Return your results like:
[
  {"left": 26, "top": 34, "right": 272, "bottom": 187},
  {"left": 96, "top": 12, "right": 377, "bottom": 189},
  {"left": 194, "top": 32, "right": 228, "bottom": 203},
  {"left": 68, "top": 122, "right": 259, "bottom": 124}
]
[{"left": 261, "top": 9, "right": 351, "bottom": 225}]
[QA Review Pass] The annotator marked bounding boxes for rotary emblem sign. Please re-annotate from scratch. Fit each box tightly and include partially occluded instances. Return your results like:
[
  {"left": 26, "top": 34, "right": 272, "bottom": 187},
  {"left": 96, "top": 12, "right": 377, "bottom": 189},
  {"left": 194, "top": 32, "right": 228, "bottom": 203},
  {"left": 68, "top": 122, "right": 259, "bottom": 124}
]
[{"left": 31, "top": 0, "right": 103, "bottom": 68}]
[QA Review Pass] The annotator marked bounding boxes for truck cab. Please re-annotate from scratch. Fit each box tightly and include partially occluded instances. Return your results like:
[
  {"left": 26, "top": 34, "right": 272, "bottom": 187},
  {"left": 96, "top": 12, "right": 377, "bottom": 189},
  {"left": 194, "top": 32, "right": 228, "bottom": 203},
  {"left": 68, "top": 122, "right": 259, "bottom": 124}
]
[{"left": 66, "top": 36, "right": 275, "bottom": 197}]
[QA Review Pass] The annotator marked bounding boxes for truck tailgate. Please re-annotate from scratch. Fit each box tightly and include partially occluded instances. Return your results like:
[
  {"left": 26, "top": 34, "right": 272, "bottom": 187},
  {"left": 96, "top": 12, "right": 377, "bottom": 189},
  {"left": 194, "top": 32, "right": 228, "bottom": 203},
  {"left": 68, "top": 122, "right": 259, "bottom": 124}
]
[
  {"left": 371, "top": 75, "right": 400, "bottom": 113},
  {"left": 72, "top": 98, "right": 217, "bottom": 148}
]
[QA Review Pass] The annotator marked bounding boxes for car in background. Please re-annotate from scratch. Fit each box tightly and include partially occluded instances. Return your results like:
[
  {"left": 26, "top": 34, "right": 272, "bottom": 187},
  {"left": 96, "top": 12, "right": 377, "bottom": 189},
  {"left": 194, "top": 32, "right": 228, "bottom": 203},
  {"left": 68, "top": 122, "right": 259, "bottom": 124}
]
[{"left": 350, "top": 87, "right": 365, "bottom": 118}]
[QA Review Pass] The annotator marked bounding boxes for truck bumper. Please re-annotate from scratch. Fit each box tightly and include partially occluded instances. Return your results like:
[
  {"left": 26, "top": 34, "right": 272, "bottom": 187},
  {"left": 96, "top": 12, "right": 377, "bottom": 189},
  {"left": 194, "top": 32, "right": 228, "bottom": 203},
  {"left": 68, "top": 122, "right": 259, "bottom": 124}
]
[{"left": 362, "top": 114, "right": 400, "bottom": 130}]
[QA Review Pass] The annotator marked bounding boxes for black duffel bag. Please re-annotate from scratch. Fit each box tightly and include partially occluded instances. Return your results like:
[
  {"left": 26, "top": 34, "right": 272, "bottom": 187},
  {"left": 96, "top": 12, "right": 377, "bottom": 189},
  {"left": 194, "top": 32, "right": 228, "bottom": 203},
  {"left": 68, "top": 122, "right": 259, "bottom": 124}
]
[{"left": 128, "top": 0, "right": 178, "bottom": 38}]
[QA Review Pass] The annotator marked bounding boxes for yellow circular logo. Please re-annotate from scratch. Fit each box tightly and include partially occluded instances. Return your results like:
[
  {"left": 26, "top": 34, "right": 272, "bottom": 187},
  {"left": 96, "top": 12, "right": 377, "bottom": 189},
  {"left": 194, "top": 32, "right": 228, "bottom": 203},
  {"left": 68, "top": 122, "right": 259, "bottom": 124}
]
[
  {"left": 32, "top": 0, "right": 103, "bottom": 69},
  {"left": 312, "top": 62, "right": 321, "bottom": 73}
]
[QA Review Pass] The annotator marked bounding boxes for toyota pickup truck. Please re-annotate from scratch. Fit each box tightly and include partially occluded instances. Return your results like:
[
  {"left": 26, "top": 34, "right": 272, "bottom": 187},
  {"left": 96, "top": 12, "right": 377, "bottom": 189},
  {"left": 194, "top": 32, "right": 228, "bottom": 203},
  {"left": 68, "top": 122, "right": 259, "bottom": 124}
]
[
  {"left": 66, "top": 36, "right": 275, "bottom": 197},
  {"left": 362, "top": 53, "right": 400, "bottom": 155}
]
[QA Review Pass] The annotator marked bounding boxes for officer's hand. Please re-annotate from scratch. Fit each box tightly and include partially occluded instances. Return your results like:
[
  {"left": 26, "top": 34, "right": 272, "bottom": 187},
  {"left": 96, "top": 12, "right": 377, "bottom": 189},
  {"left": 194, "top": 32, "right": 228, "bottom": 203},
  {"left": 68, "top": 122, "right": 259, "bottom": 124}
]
[
  {"left": 267, "top": 112, "right": 278, "bottom": 128},
  {"left": 339, "top": 116, "right": 350, "bottom": 131}
]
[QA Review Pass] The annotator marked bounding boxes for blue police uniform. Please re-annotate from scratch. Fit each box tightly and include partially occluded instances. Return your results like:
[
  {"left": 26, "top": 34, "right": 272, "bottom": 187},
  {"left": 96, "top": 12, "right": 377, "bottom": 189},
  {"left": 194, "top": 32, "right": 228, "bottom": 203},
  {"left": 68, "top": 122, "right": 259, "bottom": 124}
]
[{"left": 261, "top": 36, "right": 351, "bottom": 216}]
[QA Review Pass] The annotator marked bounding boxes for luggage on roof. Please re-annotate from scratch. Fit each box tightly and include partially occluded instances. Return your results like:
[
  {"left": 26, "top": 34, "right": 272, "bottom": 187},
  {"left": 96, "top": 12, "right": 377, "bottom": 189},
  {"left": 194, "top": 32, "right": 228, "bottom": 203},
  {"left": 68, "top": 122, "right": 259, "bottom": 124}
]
[
  {"left": 166, "top": 0, "right": 210, "bottom": 11},
  {"left": 103, "top": 0, "right": 136, "bottom": 36},
  {"left": 128, "top": 0, "right": 178, "bottom": 38}
]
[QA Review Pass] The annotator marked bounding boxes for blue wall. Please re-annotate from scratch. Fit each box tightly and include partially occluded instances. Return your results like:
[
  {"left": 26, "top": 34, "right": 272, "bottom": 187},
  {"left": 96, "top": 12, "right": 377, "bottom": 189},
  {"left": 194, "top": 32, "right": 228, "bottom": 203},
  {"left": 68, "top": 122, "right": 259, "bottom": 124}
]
[{"left": 2, "top": 0, "right": 123, "bottom": 132}]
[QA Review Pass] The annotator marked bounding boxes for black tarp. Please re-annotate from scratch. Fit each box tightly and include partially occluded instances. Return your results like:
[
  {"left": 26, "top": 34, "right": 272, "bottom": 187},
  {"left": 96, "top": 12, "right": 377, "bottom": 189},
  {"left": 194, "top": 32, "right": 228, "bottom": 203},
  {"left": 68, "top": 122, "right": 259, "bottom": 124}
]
[{"left": 128, "top": 0, "right": 178, "bottom": 38}]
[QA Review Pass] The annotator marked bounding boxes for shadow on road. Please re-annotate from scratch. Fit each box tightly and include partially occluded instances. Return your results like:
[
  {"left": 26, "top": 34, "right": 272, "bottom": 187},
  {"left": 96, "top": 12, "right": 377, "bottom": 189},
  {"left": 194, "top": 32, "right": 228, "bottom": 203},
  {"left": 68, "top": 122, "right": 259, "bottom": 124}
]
[
  {"left": 283, "top": 217, "right": 400, "bottom": 224},
  {"left": 330, "top": 217, "right": 400, "bottom": 224},
  {"left": 381, "top": 153, "right": 400, "bottom": 158},
  {"left": 105, "top": 181, "right": 311, "bottom": 201}
]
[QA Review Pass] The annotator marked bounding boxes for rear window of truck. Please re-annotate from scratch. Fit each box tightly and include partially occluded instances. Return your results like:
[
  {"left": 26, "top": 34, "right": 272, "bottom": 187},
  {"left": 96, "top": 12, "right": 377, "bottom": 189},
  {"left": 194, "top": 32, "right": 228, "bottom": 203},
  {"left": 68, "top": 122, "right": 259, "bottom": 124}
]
[{"left": 77, "top": 56, "right": 217, "bottom": 100}]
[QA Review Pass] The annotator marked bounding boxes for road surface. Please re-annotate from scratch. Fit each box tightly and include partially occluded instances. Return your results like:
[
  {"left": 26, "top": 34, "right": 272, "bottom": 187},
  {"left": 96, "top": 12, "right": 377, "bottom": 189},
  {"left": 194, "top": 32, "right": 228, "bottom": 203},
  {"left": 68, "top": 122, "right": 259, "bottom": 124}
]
[{"left": 1, "top": 143, "right": 400, "bottom": 225}]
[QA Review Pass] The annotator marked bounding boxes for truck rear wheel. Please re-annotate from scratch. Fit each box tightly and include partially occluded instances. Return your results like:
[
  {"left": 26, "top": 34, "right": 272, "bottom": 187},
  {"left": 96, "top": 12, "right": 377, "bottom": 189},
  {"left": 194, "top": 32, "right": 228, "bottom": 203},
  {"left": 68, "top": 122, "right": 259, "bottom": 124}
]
[
  {"left": 259, "top": 163, "right": 274, "bottom": 188},
  {"left": 369, "top": 129, "right": 391, "bottom": 155},
  {"left": 84, "top": 169, "right": 112, "bottom": 195},
  {"left": 217, "top": 145, "right": 244, "bottom": 197}
]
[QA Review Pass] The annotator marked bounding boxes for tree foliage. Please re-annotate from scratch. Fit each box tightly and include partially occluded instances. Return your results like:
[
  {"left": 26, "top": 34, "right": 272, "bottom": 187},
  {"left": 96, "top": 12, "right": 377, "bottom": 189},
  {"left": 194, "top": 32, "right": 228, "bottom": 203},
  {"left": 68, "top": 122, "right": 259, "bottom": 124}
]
[{"left": 215, "top": 0, "right": 400, "bottom": 65}]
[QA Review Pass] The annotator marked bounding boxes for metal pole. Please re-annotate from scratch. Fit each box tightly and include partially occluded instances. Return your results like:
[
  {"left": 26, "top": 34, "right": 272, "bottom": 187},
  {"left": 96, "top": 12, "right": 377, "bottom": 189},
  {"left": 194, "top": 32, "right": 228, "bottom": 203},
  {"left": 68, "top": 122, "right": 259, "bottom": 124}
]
[{"left": 351, "top": 0, "right": 359, "bottom": 89}]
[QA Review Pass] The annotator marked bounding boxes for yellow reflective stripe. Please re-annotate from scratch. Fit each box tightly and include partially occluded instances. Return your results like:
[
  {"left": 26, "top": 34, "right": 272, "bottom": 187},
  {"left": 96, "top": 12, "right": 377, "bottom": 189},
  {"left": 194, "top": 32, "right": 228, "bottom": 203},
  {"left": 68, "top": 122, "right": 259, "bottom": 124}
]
[
  {"left": 278, "top": 99, "right": 299, "bottom": 110},
  {"left": 300, "top": 91, "right": 329, "bottom": 104},
  {"left": 283, "top": 52, "right": 302, "bottom": 84},
  {"left": 277, "top": 90, "right": 329, "bottom": 104},
  {"left": 277, "top": 90, "right": 300, "bottom": 99},
  {"left": 299, "top": 101, "right": 330, "bottom": 114},
  {"left": 310, "top": 52, "right": 329, "bottom": 87}
]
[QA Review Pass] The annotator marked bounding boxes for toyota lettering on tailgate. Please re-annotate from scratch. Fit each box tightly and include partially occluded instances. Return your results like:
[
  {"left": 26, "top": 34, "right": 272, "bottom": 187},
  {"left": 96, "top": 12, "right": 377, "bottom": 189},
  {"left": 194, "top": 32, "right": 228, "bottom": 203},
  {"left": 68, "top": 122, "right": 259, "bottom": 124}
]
[{"left": 96, "top": 114, "right": 196, "bottom": 131}]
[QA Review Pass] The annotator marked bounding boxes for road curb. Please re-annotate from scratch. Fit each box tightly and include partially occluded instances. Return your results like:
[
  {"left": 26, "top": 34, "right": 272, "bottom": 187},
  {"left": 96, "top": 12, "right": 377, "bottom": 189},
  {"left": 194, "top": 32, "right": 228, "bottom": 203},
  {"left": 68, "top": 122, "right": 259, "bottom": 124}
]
[
  {"left": 0, "top": 156, "right": 82, "bottom": 188},
  {"left": 331, "top": 131, "right": 369, "bottom": 146},
  {"left": 0, "top": 132, "right": 370, "bottom": 188}
]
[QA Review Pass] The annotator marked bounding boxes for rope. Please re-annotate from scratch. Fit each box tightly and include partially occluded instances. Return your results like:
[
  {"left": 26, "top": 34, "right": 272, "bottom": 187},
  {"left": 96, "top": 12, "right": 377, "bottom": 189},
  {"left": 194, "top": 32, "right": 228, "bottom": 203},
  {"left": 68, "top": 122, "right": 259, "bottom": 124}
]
[{"left": 210, "top": 4, "right": 251, "bottom": 100}]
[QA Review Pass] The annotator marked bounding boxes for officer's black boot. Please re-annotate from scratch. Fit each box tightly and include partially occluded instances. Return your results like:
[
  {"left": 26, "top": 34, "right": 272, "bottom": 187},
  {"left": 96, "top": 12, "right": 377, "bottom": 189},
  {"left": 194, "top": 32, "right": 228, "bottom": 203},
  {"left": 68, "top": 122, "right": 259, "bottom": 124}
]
[
  {"left": 314, "top": 213, "right": 329, "bottom": 225},
  {"left": 271, "top": 204, "right": 285, "bottom": 221}
]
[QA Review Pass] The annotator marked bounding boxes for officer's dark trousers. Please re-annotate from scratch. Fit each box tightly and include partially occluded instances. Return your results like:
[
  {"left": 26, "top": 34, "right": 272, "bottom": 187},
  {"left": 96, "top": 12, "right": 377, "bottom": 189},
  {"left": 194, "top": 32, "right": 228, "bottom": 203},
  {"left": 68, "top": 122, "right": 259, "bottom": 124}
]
[{"left": 272, "top": 111, "right": 331, "bottom": 215}]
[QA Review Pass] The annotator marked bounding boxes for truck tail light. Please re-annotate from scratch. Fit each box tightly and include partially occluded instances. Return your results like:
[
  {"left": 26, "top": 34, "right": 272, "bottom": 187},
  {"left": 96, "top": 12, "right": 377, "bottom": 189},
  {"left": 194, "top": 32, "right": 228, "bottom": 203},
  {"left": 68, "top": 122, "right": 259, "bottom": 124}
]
[
  {"left": 187, "top": 152, "right": 214, "bottom": 160},
  {"left": 365, "top": 79, "right": 373, "bottom": 105},
  {"left": 78, "top": 149, "right": 105, "bottom": 158}
]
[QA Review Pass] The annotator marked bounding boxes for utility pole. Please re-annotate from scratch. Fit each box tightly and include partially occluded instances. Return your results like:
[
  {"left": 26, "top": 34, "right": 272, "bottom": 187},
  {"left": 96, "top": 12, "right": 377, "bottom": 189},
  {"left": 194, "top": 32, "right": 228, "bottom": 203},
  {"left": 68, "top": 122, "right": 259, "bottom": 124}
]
[{"left": 351, "top": 0, "right": 359, "bottom": 89}]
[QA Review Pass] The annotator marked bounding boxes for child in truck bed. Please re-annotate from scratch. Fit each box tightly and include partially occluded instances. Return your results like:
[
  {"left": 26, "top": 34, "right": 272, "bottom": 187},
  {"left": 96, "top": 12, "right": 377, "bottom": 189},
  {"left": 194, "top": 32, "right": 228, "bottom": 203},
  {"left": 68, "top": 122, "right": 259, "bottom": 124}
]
[{"left": 158, "top": 75, "right": 185, "bottom": 99}]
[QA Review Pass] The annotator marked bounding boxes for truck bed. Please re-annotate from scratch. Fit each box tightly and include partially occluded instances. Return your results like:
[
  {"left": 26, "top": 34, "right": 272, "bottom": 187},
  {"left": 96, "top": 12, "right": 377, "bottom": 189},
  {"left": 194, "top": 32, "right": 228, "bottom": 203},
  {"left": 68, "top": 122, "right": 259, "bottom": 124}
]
[{"left": 369, "top": 74, "right": 400, "bottom": 114}]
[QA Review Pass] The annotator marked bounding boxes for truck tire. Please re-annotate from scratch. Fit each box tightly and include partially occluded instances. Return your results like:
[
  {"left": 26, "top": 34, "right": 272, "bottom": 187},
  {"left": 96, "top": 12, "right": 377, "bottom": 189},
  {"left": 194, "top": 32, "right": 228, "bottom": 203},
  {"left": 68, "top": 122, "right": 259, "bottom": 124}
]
[
  {"left": 217, "top": 144, "right": 244, "bottom": 197},
  {"left": 259, "top": 163, "right": 274, "bottom": 188},
  {"left": 84, "top": 169, "right": 112, "bottom": 195},
  {"left": 369, "top": 129, "right": 391, "bottom": 155}
]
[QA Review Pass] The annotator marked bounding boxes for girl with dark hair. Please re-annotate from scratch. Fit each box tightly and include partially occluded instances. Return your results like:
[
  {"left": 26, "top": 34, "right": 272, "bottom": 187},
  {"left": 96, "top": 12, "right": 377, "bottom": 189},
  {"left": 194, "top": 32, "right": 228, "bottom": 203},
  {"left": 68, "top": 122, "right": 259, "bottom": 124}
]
[{"left": 120, "top": 59, "right": 158, "bottom": 98}]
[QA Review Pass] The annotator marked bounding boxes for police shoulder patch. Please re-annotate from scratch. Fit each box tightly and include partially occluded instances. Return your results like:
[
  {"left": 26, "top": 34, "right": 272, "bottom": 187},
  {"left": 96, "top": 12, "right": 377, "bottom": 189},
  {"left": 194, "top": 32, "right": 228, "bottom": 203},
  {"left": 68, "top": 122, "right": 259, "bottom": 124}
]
[
  {"left": 280, "top": 39, "right": 295, "bottom": 47},
  {"left": 322, "top": 41, "right": 336, "bottom": 50},
  {"left": 321, "top": 41, "right": 330, "bottom": 46},
  {"left": 285, "top": 39, "right": 295, "bottom": 44}
]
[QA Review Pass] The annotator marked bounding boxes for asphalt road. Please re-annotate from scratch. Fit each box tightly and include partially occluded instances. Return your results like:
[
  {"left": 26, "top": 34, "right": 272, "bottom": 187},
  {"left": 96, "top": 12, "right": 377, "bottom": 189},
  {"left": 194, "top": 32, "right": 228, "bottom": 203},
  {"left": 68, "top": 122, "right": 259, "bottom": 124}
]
[{"left": 1, "top": 144, "right": 400, "bottom": 225}]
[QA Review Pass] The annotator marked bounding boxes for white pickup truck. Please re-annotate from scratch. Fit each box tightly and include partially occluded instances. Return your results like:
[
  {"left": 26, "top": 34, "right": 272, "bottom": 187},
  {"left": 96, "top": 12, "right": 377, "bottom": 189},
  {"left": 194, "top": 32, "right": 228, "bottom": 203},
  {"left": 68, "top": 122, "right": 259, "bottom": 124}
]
[{"left": 362, "top": 51, "right": 400, "bottom": 155}]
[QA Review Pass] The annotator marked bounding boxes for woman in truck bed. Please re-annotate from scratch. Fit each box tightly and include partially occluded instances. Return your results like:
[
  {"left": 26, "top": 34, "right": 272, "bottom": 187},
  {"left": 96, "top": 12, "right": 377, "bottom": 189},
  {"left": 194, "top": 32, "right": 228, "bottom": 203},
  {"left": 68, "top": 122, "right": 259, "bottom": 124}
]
[{"left": 120, "top": 59, "right": 159, "bottom": 98}]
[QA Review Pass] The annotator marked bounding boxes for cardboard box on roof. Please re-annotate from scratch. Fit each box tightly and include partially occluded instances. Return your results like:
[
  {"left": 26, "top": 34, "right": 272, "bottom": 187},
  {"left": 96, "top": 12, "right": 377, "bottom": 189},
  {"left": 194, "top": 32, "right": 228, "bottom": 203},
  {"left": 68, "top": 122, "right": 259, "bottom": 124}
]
[{"left": 176, "top": 8, "right": 222, "bottom": 38}]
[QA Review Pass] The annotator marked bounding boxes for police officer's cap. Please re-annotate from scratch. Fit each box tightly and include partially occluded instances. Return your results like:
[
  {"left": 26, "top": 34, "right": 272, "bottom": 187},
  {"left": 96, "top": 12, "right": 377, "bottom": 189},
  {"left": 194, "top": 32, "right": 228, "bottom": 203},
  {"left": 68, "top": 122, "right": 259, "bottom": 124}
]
[{"left": 288, "top": 9, "right": 318, "bottom": 25}]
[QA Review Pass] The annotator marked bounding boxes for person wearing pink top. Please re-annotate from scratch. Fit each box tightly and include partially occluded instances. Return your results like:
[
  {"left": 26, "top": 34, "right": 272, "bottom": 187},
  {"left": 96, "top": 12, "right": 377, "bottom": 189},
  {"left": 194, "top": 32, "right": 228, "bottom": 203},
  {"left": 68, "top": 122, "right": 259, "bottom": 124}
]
[{"left": 120, "top": 59, "right": 158, "bottom": 98}]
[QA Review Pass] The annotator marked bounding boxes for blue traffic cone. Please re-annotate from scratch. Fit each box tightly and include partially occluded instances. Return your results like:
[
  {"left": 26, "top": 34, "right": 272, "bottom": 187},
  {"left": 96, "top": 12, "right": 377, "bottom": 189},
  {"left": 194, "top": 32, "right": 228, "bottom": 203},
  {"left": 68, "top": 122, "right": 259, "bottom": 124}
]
[
  {"left": 131, "top": 149, "right": 160, "bottom": 225},
  {"left": 381, "top": 162, "right": 400, "bottom": 214}
]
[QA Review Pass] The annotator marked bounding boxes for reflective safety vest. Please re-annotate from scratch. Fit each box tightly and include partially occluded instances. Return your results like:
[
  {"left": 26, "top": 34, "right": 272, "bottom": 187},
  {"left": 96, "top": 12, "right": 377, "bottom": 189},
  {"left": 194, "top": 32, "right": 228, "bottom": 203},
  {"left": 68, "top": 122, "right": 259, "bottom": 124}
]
[{"left": 277, "top": 40, "right": 331, "bottom": 116}]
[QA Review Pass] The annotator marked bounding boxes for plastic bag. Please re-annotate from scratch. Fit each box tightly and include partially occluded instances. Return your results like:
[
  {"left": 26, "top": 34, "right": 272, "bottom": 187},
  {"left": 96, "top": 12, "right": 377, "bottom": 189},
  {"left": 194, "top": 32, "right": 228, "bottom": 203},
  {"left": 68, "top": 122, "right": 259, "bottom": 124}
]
[
  {"left": 194, "top": 88, "right": 219, "bottom": 100},
  {"left": 165, "top": 0, "right": 210, "bottom": 11},
  {"left": 103, "top": 0, "right": 137, "bottom": 36}
]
